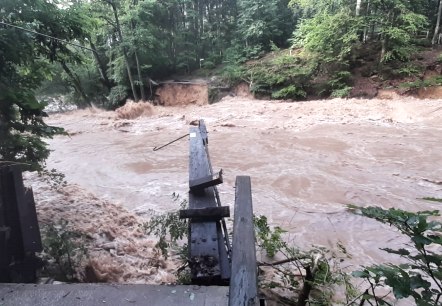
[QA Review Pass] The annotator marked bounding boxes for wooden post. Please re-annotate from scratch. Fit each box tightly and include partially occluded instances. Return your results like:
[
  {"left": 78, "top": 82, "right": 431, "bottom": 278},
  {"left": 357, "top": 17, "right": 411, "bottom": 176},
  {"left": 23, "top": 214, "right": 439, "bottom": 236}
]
[
  {"left": 0, "top": 165, "right": 42, "bottom": 283},
  {"left": 188, "top": 126, "right": 230, "bottom": 284},
  {"left": 229, "top": 176, "right": 258, "bottom": 306},
  {"left": 0, "top": 179, "right": 9, "bottom": 282}
]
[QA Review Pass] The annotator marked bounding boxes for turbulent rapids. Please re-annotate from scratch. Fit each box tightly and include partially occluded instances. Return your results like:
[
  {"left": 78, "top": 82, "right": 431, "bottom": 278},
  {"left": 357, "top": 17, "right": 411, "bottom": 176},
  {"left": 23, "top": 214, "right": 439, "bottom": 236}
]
[{"left": 28, "top": 96, "right": 442, "bottom": 284}]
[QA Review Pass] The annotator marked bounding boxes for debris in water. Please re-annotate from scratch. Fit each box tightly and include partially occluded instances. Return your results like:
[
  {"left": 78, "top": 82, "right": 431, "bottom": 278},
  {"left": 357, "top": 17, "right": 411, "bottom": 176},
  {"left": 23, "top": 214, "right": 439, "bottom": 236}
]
[
  {"left": 116, "top": 100, "right": 154, "bottom": 119},
  {"left": 24, "top": 172, "right": 179, "bottom": 284}
]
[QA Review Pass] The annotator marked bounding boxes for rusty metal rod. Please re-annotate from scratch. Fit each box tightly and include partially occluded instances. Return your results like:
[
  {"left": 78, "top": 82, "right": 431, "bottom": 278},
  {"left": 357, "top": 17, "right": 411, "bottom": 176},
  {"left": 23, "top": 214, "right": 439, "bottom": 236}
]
[{"left": 153, "top": 133, "right": 189, "bottom": 151}]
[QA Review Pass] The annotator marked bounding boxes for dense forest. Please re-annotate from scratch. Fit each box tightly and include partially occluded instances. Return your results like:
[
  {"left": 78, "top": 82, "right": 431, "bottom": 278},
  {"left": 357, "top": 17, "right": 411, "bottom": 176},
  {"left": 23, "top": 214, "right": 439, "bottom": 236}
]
[{"left": 1, "top": 0, "right": 442, "bottom": 168}]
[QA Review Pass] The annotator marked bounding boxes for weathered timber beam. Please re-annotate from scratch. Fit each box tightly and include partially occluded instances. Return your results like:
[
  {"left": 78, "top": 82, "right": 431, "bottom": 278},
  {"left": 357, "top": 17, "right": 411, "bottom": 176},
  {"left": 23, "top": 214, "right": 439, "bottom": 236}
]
[
  {"left": 9, "top": 167, "right": 42, "bottom": 253},
  {"left": 229, "top": 176, "right": 258, "bottom": 306},
  {"left": 189, "top": 169, "right": 223, "bottom": 192},
  {"left": 0, "top": 227, "right": 9, "bottom": 267},
  {"left": 198, "top": 120, "right": 208, "bottom": 145},
  {"left": 179, "top": 206, "right": 230, "bottom": 222},
  {"left": 0, "top": 166, "right": 25, "bottom": 259},
  {"left": 20, "top": 188, "right": 42, "bottom": 253},
  {"left": 0, "top": 165, "right": 42, "bottom": 283},
  {"left": 188, "top": 127, "right": 230, "bottom": 283}
]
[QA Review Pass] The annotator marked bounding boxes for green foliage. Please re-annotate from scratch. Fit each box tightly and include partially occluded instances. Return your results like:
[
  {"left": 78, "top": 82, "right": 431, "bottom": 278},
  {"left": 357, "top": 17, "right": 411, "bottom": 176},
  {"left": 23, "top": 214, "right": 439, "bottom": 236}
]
[
  {"left": 400, "top": 75, "right": 442, "bottom": 89},
  {"left": 6, "top": 0, "right": 441, "bottom": 110},
  {"left": 350, "top": 206, "right": 442, "bottom": 305},
  {"left": 378, "top": 10, "right": 428, "bottom": 63},
  {"left": 243, "top": 52, "right": 314, "bottom": 100},
  {"left": 142, "top": 193, "right": 188, "bottom": 258},
  {"left": 40, "top": 220, "right": 87, "bottom": 281},
  {"left": 270, "top": 41, "right": 280, "bottom": 52},
  {"left": 201, "top": 60, "right": 216, "bottom": 70},
  {"left": 254, "top": 215, "right": 287, "bottom": 257},
  {"left": 330, "top": 86, "right": 353, "bottom": 98},
  {"left": 236, "top": 0, "right": 295, "bottom": 58},
  {"left": 220, "top": 64, "right": 246, "bottom": 86},
  {"left": 107, "top": 85, "right": 129, "bottom": 108},
  {"left": 396, "top": 64, "right": 422, "bottom": 77},
  {"left": 254, "top": 215, "right": 356, "bottom": 305},
  {"left": 272, "top": 85, "right": 306, "bottom": 99},
  {"left": 293, "top": 10, "right": 360, "bottom": 63},
  {"left": 328, "top": 70, "right": 352, "bottom": 98},
  {"left": 0, "top": 0, "right": 86, "bottom": 171}
]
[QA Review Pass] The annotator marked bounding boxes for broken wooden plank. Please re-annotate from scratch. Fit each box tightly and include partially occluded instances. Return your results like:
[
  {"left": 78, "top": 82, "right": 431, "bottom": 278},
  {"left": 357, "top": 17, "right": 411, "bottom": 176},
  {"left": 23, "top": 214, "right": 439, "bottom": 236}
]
[
  {"left": 229, "top": 176, "right": 258, "bottom": 306},
  {"left": 189, "top": 170, "right": 223, "bottom": 192},
  {"left": 179, "top": 206, "right": 230, "bottom": 221}
]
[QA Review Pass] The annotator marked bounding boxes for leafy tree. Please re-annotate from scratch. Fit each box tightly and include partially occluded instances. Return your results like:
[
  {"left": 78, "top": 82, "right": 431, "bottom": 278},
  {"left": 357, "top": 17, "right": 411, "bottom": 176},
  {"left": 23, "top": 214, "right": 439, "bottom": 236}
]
[
  {"left": 0, "top": 0, "right": 86, "bottom": 170},
  {"left": 365, "top": 0, "right": 428, "bottom": 62},
  {"left": 236, "top": 0, "right": 295, "bottom": 58},
  {"left": 291, "top": 0, "right": 429, "bottom": 64},
  {"left": 293, "top": 9, "right": 360, "bottom": 64}
]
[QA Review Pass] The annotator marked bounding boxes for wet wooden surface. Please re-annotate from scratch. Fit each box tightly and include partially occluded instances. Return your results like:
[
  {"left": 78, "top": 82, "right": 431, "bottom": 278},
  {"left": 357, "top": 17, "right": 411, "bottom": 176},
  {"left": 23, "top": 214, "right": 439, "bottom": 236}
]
[
  {"left": 0, "top": 284, "right": 229, "bottom": 306},
  {"left": 229, "top": 176, "right": 258, "bottom": 306},
  {"left": 179, "top": 206, "right": 230, "bottom": 221},
  {"left": 188, "top": 126, "right": 230, "bottom": 283}
]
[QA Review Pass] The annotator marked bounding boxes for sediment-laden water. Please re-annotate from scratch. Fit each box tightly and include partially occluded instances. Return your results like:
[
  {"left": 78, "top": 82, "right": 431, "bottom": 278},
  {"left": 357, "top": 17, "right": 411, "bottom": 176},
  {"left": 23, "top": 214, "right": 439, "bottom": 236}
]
[{"left": 30, "top": 96, "right": 442, "bottom": 287}]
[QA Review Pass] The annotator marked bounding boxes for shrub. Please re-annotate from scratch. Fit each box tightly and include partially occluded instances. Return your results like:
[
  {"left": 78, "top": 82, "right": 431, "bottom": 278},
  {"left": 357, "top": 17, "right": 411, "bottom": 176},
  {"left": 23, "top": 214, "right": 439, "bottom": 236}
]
[
  {"left": 350, "top": 206, "right": 442, "bottom": 305},
  {"left": 331, "top": 86, "right": 352, "bottom": 98},
  {"left": 272, "top": 85, "right": 306, "bottom": 99},
  {"left": 142, "top": 193, "right": 188, "bottom": 258},
  {"left": 40, "top": 220, "right": 87, "bottom": 281}
]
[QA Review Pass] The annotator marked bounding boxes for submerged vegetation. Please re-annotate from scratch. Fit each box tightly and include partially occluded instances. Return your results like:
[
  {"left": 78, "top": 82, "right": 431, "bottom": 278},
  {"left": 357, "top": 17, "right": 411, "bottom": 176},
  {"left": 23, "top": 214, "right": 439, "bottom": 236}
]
[
  {"left": 142, "top": 193, "right": 188, "bottom": 258},
  {"left": 40, "top": 220, "right": 88, "bottom": 282}
]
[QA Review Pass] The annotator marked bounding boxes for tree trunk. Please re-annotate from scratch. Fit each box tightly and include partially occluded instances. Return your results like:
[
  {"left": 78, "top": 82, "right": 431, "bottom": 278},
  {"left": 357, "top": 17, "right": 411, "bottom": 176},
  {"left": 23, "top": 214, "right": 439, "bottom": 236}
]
[
  {"left": 107, "top": 0, "right": 139, "bottom": 101},
  {"left": 60, "top": 61, "right": 91, "bottom": 108},
  {"left": 380, "top": 35, "right": 387, "bottom": 61},
  {"left": 89, "top": 41, "right": 113, "bottom": 91},
  {"left": 130, "top": 0, "right": 146, "bottom": 101},
  {"left": 356, "top": 0, "right": 362, "bottom": 16},
  {"left": 134, "top": 49, "right": 146, "bottom": 101},
  {"left": 296, "top": 266, "right": 313, "bottom": 306},
  {"left": 433, "top": 0, "right": 442, "bottom": 45}
]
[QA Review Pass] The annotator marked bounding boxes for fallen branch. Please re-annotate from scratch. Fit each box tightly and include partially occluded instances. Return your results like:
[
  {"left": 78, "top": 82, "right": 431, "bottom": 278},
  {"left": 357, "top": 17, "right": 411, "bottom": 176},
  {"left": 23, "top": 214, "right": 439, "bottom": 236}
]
[
  {"left": 296, "top": 253, "right": 323, "bottom": 306},
  {"left": 296, "top": 265, "right": 313, "bottom": 306},
  {"left": 257, "top": 256, "right": 308, "bottom": 267}
]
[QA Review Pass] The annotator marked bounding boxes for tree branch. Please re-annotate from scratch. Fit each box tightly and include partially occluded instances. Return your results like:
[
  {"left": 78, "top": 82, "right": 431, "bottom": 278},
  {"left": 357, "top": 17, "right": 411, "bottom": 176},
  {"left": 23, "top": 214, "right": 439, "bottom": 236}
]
[{"left": 257, "top": 256, "right": 307, "bottom": 267}]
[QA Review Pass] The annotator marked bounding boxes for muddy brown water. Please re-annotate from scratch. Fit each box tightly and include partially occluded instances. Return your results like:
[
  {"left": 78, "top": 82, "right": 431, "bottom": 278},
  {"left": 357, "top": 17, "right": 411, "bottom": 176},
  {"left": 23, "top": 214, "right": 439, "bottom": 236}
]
[{"left": 43, "top": 97, "right": 442, "bottom": 269}]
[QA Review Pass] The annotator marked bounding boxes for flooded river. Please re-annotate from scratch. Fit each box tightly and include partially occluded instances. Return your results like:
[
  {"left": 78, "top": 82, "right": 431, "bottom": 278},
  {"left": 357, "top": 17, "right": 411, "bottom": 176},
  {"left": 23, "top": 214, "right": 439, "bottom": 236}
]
[{"left": 35, "top": 96, "right": 442, "bottom": 283}]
